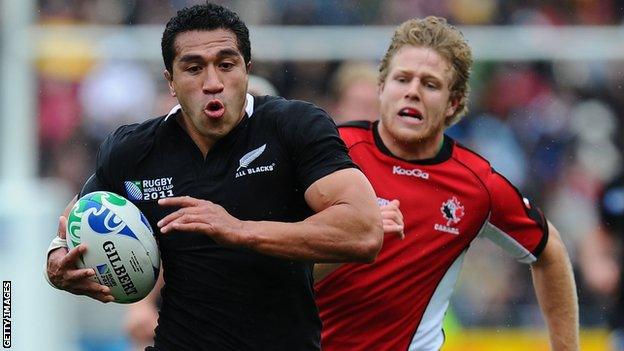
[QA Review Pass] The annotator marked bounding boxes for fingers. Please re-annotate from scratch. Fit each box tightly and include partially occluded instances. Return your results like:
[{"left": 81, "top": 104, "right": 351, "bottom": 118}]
[
  {"left": 77, "top": 288, "right": 115, "bottom": 303},
  {"left": 59, "top": 244, "right": 88, "bottom": 269},
  {"left": 90, "top": 293, "right": 116, "bottom": 304},
  {"left": 158, "top": 196, "right": 205, "bottom": 207},
  {"left": 157, "top": 211, "right": 183, "bottom": 232},
  {"left": 63, "top": 267, "right": 96, "bottom": 283},
  {"left": 66, "top": 277, "right": 114, "bottom": 303},
  {"left": 381, "top": 207, "right": 403, "bottom": 225},
  {"left": 158, "top": 208, "right": 202, "bottom": 233},
  {"left": 383, "top": 219, "right": 405, "bottom": 239},
  {"left": 163, "top": 222, "right": 208, "bottom": 234},
  {"left": 56, "top": 270, "right": 114, "bottom": 303},
  {"left": 47, "top": 242, "right": 115, "bottom": 303},
  {"left": 158, "top": 202, "right": 217, "bottom": 233},
  {"left": 76, "top": 279, "right": 115, "bottom": 302},
  {"left": 57, "top": 215, "right": 68, "bottom": 239},
  {"left": 380, "top": 199, "right": 404, "bottom": 239},
  {"left": 381, "top": 200, "right": 403, "bottom": 219},
  {"left": 157, "top": 197, "right": 206, "bottom": 232}
]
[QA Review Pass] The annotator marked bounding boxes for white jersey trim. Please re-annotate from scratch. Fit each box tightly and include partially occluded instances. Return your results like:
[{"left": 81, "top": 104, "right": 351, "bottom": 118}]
[
  {"left": 408, "top": 250, "right": 467, "bottom": 351},
  {"left": 479, "top": 221, "right": 537, "bottom": 264},
  {"left": 164, "top": 93, "right": 255, "bottom": 121}
]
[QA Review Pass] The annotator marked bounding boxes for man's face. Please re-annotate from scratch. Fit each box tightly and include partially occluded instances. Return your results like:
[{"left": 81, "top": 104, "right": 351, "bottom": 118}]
[
  {"left": 165, "top": 29, "right": 249, "bottom": 149},
  {"left": 378, "top": 45, "right": 457, "bottom": 158}
]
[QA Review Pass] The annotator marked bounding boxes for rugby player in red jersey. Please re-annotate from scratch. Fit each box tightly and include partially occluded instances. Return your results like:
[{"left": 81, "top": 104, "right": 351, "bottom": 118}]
[{"left": 315, "top": 16, "right": 579, "bottom": 351}]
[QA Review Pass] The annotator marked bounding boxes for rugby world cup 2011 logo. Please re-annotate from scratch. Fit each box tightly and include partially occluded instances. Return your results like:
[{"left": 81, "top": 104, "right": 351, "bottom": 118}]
[{"left": 124, "top": 181, "right": 143, "bottom": 201}]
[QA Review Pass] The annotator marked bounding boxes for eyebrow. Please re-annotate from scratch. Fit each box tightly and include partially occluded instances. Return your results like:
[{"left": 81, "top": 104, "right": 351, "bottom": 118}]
[
  {"left": 216, "top": 48, "right": 241, "bottom": 60},
  {"left": 178, "top": 54, "right": 204, "bottom": 63},
  {"left": 177, "top": 49, "right": 241, "bottom": 64},
  {"left": 395, "top": 69, "right": 445, "bottom": 83}
]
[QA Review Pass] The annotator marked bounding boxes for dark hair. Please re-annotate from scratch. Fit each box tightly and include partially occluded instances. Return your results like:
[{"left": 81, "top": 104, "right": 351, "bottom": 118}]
[{"left": 161, "top": 3, "right": 251, "bottom": 75}]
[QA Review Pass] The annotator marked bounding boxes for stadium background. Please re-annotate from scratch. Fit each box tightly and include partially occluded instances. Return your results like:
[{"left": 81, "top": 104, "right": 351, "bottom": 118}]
[{"left": 0, "top": 0, "right": 622, "bottom": 349}]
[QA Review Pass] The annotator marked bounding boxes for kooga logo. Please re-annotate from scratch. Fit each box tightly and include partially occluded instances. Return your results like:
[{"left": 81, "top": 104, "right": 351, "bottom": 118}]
[{"left": 392, "top": 165, "right": 429, "bottom": 179}]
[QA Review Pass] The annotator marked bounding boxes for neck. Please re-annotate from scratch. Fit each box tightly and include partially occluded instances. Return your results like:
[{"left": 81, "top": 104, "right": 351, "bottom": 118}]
[
  {"left": 377, "top": 123, "right": 445, "bottom": 161},
  {"left": 176, "top": 115, "right": 215, "bottom": 158}
]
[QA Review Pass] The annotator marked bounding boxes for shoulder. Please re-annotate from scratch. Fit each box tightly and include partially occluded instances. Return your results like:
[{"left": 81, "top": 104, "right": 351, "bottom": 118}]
[
  {"left": 450, "top": 138, "right": 494, "bottom": 180},
  {"left": 253, "top": 95, "right": 332, "bottom": 124},
  {"left": 99, "top": 115, "right": 165, "bottom": 162}
]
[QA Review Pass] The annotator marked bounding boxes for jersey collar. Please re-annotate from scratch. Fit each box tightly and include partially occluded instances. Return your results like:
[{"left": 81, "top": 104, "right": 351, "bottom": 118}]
[
  {"left": 164, "top": 93, "right": 255, "bottom": 121},
  {"left": 372, "top": 120, "right": 454, "bottom": 165}
]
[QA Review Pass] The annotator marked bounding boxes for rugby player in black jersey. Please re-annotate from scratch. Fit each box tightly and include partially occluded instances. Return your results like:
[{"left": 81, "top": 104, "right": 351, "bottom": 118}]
[{"left": 45, "top": 3, "right": 383, "bottom": 350}]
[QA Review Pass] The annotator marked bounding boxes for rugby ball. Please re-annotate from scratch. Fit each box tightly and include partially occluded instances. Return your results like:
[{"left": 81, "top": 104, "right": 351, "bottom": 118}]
[{"left": 66, "top": 191, "right": 160, "bottom": 303}]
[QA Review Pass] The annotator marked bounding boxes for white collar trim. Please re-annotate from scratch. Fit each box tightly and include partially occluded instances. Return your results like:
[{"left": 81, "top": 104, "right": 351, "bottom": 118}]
[{"left": 164, "top": 93, "right": 255, "bottom": 121}]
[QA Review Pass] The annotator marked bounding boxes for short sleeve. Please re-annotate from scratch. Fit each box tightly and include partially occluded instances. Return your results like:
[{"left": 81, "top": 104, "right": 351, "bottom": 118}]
[
  {"left": 79, "top": 174, "right": 109, "bottom": 197},
  {"left": 93, "top": 124, "right": 140, "bottom": 194},
  {"left": 599, "top": 175, "right": 624, "bottom": 235},
  {"left": 279, "top": 102, "right": 356, "bottom": 190},
  {"left": 480, "top": 170, "right": 548, "bottom": 264},
  {"left": 94, "top": 130, "right": 116, "bottom": 189}
]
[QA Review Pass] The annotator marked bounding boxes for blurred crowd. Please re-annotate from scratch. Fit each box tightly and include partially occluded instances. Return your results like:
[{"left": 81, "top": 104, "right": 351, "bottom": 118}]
[{"left": 36, "top": 0, "right": 623, "bottom": 334}]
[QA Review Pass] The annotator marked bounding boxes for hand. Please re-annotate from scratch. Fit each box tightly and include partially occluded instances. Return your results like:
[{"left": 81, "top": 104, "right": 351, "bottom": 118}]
[
  {"left": 158, "top": 196, "right": 245, "bottom": 246},
  {"left": 125, "top": 300, "right": 158, "bottom": 346},
  {"left": 380, "top": 199, "right": 404, "bottom": 239},
  {"left": 46, "top": 214, "right": 115, "bottom": 303}
]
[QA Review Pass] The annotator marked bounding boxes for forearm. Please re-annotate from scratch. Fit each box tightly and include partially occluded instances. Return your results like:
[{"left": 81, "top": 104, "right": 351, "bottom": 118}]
[
  {"left": 241, "top": 202, "right": 382, "bottom": 262},
  {"left": 531, "top": 224, "right": 579, "bottom": 351},
  {"left": 158, "top": 169, "right": 383, "bottom": 262}
]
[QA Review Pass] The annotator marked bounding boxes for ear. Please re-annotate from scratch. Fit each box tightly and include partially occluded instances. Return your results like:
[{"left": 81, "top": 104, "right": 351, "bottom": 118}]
[
  {"left": 246, "top": 61, "right": 252, "bottom": 73},
  {"left": 445, "top": 96, "right": 460, "bottom": 117},
  {"left": 163, "top": 70, "right": 176, "bottom": 97},
  {"left": 378, "top": 82, "right": 385, "bottom": 101}
]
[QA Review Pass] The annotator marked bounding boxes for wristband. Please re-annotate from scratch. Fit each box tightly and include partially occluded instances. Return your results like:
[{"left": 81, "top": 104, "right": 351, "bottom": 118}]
[{"left": 44, "top": 236, "right": 68, "bottom": 289}]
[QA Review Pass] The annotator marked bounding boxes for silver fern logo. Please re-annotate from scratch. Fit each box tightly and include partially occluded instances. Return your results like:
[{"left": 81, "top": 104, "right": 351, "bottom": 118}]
[
  {"left": 237, "top": 144, "right": 266, "bottom": 171},
  {"left": 235, "top": 144, "right": 275, "bottom": 178}
]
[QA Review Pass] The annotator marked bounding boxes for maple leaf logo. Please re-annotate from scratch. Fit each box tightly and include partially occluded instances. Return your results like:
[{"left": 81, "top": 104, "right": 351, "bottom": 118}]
[{"left": 441, "top": 196, "right": 465, "bottom": 226}]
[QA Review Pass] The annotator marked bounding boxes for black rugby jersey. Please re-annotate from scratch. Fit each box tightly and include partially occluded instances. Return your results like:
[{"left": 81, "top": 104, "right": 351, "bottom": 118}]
[{"left": 89, "top": 94, "right": 356, "bottom": 350}]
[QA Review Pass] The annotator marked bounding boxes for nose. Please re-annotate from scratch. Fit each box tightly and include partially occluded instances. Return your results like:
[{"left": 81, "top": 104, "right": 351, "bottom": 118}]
[
  {"left": 405, "top": 80, "right": 421, "bottom": 101},
  {"left": 202, "top": 66, "right": 224, "bottom": 94}
]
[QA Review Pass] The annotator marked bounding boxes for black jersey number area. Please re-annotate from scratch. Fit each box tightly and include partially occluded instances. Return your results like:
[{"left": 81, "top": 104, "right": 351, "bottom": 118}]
[{"left": 92, "top": 95, "right": 355, "bottom": 351}]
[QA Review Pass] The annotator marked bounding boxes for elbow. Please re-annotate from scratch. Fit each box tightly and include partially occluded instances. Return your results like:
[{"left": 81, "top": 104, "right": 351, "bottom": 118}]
[{"left": 357, "top": 222, "right": 383, "bottom": 263}]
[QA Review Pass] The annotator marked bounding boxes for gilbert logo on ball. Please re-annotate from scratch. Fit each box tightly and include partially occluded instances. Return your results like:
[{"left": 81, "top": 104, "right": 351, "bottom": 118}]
[{"left": 67, "top": 191, "right": 160, "bottom": 303}]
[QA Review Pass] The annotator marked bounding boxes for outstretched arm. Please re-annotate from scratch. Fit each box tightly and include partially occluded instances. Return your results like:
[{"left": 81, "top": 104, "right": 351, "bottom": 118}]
[
  {"left": 531, "top": 221, "right": 579, "bottom": 351},
  {"left": 159, "top": 168, "right": 384, "bottom": 262}
]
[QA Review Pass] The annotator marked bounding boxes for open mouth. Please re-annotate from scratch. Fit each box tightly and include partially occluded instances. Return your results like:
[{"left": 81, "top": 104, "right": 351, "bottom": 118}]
[
  {"left": 398, "top": 107, "right": 423, "bottom": 121},
  {"left": 204, "top": 100, "right": 225, "bottom": 119}
]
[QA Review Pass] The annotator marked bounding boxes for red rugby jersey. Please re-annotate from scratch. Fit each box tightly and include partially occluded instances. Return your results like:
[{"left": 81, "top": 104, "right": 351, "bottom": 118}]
[{"left": 315, "top": 121, "right": 548, "bottom": 351}]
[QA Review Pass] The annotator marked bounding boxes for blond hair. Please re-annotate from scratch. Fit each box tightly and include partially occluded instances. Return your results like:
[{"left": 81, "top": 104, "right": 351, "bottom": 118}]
[{"left": 379, "top": 16, "right": 473, "bottom": 126}]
